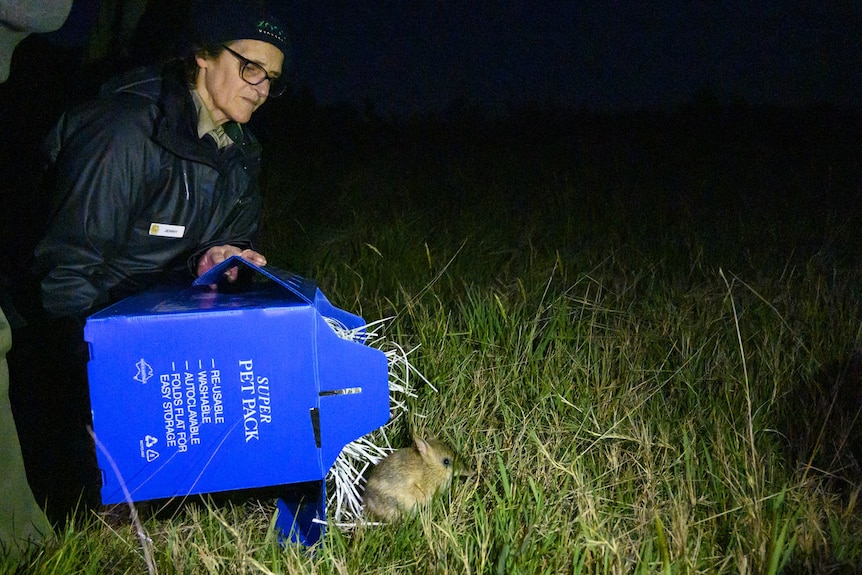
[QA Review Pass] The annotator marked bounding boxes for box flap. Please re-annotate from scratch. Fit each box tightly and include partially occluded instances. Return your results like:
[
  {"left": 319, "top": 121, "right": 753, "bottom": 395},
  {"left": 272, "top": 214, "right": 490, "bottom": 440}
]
[{"left": 193, "top": 255, "right": 318, "bottom": 304}]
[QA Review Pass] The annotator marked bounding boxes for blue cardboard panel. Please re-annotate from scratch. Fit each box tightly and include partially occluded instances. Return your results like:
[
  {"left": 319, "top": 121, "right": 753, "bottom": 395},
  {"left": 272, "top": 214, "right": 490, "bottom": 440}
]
[
  {"left": 194, "top": 255, "right": 318, "bottom": 303},
  {"left": 315, "top": 311, "right": 391, "bottom": 472},
  {"left": 85, "top": 262, "right": 390, "bottom": 505},
  {"left": 276, "top": 482, "right": 326, "bottom": 546}
]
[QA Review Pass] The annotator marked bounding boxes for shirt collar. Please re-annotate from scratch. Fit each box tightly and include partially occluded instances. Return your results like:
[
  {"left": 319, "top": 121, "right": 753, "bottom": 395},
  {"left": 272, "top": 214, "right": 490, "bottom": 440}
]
[{"left": 190, "top": 89, "right": 237, "bottom": 149}]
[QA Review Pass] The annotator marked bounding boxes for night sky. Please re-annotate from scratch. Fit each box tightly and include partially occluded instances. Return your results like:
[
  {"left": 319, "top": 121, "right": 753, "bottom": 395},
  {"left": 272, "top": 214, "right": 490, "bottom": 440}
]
[
  {"left": 282, "top": 2, "right": 861, "bottom": 117},
  {"left": 22, "top": 1, "right": 862, "bottom": 118}
]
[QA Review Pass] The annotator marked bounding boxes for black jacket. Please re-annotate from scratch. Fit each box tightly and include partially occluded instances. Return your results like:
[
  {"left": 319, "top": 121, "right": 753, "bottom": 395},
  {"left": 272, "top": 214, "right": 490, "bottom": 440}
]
[{"left": 34, "top": 62, "right": 263, "bottom": 319}]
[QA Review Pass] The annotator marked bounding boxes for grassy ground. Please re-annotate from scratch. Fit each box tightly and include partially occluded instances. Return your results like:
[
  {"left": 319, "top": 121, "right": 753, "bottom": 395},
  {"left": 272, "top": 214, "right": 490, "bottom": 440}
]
[{"left": 5, "top": 107, "right": 862, "bottom": 573}]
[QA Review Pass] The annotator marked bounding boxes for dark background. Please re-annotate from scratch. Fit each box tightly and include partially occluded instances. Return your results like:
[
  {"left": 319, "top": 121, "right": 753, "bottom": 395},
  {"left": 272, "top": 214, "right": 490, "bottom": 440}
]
[
  {"left": 4, "top": 2, "right": 861, "bottom": 119},
  {"left": 1, "top": 1, "right": 861, "bottom": 282},
  {"left": 286, "top": 2, "right": 862, "bottom": 117}
]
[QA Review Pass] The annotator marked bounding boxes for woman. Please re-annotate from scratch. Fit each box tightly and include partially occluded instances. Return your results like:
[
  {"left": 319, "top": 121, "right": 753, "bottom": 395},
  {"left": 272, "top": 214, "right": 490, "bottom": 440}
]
[
  {"left": 34, "top": 0, "right": 289, "bottom": 320},
  {"left": 12, "top": 0, "right": 290, "bottom": 519}
]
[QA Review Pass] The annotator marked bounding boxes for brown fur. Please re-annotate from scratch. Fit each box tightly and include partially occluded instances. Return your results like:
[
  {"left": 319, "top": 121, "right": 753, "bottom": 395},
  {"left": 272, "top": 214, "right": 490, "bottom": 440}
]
[{"left": 363, "top": 436, "right": 472, "bottom": 521}]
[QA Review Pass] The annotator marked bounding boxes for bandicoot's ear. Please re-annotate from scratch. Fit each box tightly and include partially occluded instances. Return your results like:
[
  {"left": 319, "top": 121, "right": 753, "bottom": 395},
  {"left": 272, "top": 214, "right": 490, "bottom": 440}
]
[{"left": 413, "top": 436, "right": 430, "bottom": 456}]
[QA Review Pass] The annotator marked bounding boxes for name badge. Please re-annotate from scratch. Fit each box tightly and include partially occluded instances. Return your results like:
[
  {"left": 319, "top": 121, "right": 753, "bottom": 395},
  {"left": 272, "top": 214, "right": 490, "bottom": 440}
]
[{"left": 149, "top": 223, "right": 186, "bottom": 238}]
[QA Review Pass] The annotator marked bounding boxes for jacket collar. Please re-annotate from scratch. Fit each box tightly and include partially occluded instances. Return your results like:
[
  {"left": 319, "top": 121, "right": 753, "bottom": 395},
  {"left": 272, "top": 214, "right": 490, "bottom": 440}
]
[{"left": 152, "top": 61, "right": 219, "bottom": 165}]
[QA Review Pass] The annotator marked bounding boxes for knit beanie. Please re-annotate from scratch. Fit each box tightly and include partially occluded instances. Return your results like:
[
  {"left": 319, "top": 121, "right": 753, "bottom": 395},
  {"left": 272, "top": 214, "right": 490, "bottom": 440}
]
[{"left": 190, "top": 0, "right": 290, "bottom": 59}]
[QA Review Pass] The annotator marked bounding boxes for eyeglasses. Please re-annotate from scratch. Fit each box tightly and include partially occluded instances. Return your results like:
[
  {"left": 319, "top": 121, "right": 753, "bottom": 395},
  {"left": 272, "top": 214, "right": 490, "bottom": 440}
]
[{"left": 222, "top": 45, "right": 287, "bottom": 98}]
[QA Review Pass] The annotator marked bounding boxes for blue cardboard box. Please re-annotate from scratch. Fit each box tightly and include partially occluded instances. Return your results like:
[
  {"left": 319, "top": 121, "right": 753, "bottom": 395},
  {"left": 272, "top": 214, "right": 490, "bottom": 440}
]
[{"left": 85, "top": 256, "right": 390, "bottom": 543}]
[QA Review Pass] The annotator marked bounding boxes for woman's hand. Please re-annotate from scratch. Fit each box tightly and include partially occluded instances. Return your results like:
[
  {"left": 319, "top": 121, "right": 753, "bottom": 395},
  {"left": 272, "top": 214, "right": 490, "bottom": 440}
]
[{"left": 196, "top": 245, "right": 267, "bottom": 282}]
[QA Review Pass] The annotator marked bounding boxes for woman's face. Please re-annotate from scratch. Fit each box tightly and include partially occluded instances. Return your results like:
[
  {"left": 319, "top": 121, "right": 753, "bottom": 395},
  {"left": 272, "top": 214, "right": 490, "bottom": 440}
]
[{"left": 195, "top": 39, "right": 284, "bottom": 125}]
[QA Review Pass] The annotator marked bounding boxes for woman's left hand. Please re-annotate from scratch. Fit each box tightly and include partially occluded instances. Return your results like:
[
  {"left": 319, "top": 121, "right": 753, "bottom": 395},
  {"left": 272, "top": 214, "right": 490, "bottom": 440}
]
[{"left": 196, "top": 245, "right": 267, "bottom": 282}]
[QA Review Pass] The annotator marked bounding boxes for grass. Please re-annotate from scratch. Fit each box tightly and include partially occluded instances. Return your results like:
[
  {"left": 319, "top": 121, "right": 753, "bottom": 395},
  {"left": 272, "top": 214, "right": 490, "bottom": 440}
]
[{"left": 4, "top": 107, "right": 862, "bottom": 573}]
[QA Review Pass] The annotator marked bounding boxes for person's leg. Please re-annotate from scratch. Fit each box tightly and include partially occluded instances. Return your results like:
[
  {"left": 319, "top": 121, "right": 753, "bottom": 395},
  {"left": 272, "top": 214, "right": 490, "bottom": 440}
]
[
  {"left": 8, "top": 312, "right": 99, "bottom": 524},
  {"left": 0, "top": 306, "right": 53, "bottom": 558}
]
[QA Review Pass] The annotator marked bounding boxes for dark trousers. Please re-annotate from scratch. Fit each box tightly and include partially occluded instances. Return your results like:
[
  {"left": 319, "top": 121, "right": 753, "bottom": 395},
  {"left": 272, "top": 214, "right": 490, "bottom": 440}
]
[{"left": 7, "top": 314, "right": 100, "bottom": 524}]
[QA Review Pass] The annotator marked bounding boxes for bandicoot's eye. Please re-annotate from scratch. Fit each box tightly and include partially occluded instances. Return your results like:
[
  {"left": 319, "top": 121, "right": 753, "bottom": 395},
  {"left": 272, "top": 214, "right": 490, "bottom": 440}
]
[{"left": 443, "top": 457, "right": 451, "bottom": 467}]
